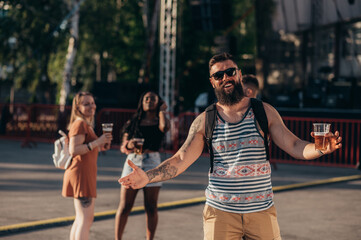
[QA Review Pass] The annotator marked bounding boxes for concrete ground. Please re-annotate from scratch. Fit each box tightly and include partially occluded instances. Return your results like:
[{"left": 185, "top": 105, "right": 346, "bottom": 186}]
[{"left": 0, "top": 139, "right": 360, "bottom": 240}]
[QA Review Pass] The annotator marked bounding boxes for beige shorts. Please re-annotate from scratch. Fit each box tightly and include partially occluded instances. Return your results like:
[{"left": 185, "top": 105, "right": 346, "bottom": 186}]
[{"left": 203, "top": 204, "right": 281, "bottom": 240}]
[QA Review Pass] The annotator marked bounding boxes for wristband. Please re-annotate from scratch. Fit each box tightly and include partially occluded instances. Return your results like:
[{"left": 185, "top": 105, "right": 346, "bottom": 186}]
[
  {"left": 317, "top": 149, "right": 324, "bottom": 155},
  {"left": 87, "top": 143, "right": 92, "bottom": 151}
]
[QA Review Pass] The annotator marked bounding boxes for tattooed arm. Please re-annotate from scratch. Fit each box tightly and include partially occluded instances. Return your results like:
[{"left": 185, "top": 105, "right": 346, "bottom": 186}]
[
  {"left": 147, "top": 113, "right": 206, "bottom": 182},
  {"left": 118, "top": 113, "right": 206, "bottom": 189}
]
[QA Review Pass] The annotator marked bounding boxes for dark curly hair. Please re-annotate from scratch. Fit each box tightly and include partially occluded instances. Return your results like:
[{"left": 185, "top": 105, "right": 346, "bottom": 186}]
[{"left": 120, "top": 91, "right": 163, "bottom": 142}]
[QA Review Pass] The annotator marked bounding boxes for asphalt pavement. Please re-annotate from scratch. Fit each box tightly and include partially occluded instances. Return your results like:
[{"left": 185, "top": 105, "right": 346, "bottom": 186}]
[{"left": 0, "top": 139, "right": 360, "bottom": 240}]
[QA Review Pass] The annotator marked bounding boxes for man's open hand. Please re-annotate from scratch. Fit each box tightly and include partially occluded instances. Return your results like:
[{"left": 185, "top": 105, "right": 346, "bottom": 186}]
[{"left": 118, "top": 160, "right": 149, "bottom": 189}]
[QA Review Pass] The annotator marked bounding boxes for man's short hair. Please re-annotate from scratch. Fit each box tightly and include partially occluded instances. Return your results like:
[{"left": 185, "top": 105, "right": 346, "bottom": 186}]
[
  {"left": 209, "top": 52, "right": 236, "bottom": 72},
  {"left": 242, "top": 74, "right": 259, "bottom": 90}
]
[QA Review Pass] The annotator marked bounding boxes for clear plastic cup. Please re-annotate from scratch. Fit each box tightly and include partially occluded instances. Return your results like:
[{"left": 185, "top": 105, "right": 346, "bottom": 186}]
[
  {"left": 102, "top": 123, "right": 113, "bottom": 148},
  {"left": 313, "top": 123, "right": 331, "bottom": 151},
  {"left": 133, "top": 138, "right": 145, "bottom": 155}
]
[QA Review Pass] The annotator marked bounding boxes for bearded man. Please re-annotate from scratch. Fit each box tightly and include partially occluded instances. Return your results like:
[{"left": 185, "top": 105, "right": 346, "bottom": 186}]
[{"left": 118, "top": 52, "right": 343, "bottom": 240}]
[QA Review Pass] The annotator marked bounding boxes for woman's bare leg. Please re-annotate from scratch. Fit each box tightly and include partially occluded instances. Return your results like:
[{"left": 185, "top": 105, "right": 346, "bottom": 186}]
[
  {"left": 143, "top": 187, "right": 161, "bottom": 240},
  {"left": 72, "top": 197, "right": 95, "bottom": 240},
  {"left": 115, "top": 186, "right": 139, "bottom": 240}
]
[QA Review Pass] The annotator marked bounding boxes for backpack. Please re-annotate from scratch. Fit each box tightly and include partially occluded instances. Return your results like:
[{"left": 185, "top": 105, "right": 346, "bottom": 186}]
[
  {"left": 204, "top": 98, "right": 269, "bottom": 173},
  {"left": 52, "top": 130, "right": 72, "bottom": 169}
]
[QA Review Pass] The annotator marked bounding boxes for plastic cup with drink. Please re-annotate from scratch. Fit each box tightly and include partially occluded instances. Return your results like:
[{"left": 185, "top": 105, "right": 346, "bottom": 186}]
[
  {"left": 133, "top": 138, "right": 145, "bottom": 155},
  {"left": 313, "top": 123, "right": 331, "bottom": 151},
  {"left": 102, "top": 123, "right": 113, "bottom": 148}
]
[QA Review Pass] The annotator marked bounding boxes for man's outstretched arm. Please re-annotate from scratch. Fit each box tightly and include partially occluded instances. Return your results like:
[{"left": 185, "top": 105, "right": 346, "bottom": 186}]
[
  {"left": 264, "top": 103, "right": 342, "bottom": 160},
  {"left": 118, "top": 113, "right": 206, "bottom": 189}
]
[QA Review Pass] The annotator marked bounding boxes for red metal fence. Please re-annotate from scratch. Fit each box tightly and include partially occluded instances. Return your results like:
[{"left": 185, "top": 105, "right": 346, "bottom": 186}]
[
  {"left": 0, "top": 103, "right": 360, "bottom": 168},
  {"left": 0, "top": 103, "right": 71, "bottom": 147}
]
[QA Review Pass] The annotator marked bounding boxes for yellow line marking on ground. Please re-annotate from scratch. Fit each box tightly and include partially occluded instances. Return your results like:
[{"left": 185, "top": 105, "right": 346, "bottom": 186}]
[
  {"left": 0, "top": 216, "right": 75, "bottom": 232},
  {"left": 1, "top": 175, "right": 360, "bottom": 233},
  {"left": 157, "top": 196, "right": 206, "bottom": 208},
  {"left": 272, "top": 174, "right": 361, "bottom": 192}
]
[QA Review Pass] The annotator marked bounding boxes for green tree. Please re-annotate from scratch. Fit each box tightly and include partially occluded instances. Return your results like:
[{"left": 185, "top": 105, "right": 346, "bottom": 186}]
[
  {"left": 1, "top": 0, "right": 260, "bottom": 108},
  {"left": 0, "top": 0, "right": 67, "bottom": 103},
  {"left": 73, "top": 0, "right": 145, "bottom": 85}
]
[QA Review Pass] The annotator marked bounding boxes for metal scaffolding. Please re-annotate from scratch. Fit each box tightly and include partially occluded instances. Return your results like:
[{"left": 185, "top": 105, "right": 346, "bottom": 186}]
[{"left": 159, "top": 0, "right": 177, "bottom": 112}]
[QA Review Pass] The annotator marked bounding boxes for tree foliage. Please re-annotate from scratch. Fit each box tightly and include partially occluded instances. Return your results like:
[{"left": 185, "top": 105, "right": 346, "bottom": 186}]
[
  {"left": 74, "top": 0, "right": 145, "bottom": 85},
  {"left": 0, "top": 0, "right": 67, "bottom": 102},
  {"left": 1, "top": 0, "right": 146, "bottom": 103},
  {"left": 0, "top": 0, "right": 258, "bottom": 107}
]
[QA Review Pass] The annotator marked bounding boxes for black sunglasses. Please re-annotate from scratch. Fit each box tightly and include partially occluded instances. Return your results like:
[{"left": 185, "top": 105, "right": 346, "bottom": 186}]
[{"left": 210, "top": 68, "right": 238, "bottom": 81}]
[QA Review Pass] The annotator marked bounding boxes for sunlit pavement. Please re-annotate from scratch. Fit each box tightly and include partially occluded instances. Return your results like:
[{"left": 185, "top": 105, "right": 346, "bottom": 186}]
[{"left": 0, "top": 139, "right": 360, "bottom": 240}]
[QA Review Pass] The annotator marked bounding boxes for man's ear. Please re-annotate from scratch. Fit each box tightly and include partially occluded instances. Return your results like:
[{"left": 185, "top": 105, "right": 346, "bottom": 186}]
[
  {"left": 238, "top": 69, "right": 242, "bottom": 80},
  {"left": 246, "top": 88, "right": 253, "bottom": 97}
]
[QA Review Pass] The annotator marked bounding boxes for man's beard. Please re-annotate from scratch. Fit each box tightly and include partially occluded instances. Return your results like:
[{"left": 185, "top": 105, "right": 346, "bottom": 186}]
[{"left": 214, "top": 80, "right": 244, "bottom": 106}]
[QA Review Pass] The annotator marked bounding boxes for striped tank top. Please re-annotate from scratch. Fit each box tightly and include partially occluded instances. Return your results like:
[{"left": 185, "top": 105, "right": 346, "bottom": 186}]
[{"left": 205, "top": 106, "right": 274, "bottom": 213}]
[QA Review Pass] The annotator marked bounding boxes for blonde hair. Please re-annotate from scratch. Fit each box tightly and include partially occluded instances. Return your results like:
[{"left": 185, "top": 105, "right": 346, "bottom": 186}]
[{"left": 68, "top": 92, "right": 95, "bottom": 130}]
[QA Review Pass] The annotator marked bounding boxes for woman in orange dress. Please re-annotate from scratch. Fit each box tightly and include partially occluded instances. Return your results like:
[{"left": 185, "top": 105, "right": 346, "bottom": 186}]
[{"left": 62, "top": 92, "right": 112, "bottom": 240}]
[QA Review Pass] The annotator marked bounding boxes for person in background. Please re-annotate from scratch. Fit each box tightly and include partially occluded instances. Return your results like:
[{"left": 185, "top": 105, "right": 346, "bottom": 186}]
[
  {"left": 115, "top": 91, "right": 170, "bottom": 240},
  {"left": 242, "top": 74, "right": 259, "bottom": 98},
  {"left": 242, "top": 74, "right": 280, "bottom": 169},
  {"left": 62, "top": 92, "right": 113, "bottom": 240},
  {"left": 118, "top": 53, "right": 342, "bottom": 240}
]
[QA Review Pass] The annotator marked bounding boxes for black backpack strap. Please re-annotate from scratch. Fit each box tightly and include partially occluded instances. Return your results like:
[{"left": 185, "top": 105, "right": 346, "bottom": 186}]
[
  {"left": 250, "top": 98, "right": 270, "bottom": 161},
  {"left": 205, "top": 103, "right": 217, "bottom": 173}
]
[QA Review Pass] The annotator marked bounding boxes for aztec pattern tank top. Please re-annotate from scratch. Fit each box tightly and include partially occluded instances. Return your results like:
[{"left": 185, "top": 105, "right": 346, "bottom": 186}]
[{"left": 205, "top": 106, "right": 274, "bottom": 213}]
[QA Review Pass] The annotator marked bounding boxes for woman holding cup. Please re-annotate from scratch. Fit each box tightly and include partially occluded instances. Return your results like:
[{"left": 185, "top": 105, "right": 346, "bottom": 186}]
[
  {"left": 115, "top": 91, "right": 170, "bottom": 240},
  {"left": 62, "top": 92, "right": 112, "bottom": 240}
]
